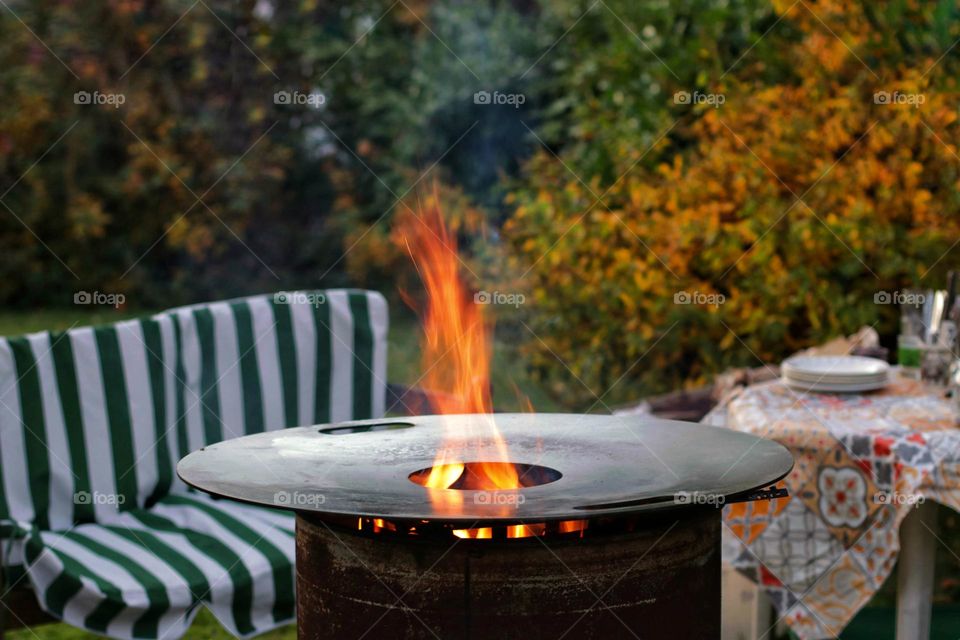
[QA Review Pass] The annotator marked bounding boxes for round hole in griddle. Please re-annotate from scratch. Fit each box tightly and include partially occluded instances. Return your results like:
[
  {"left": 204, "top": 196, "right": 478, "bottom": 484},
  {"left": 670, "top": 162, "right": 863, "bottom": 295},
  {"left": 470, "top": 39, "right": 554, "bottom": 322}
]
[
  {"left": 319, "top": 422, "right": 415, "bottom": 435},
  {"left": 408, "top": 462, "right": 562, "bottom": 490}
]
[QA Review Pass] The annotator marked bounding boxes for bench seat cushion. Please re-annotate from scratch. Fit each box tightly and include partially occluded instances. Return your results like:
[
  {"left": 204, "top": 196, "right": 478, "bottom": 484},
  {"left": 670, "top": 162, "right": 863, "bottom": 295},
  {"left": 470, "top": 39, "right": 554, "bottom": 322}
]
[
  {"left": 0, "top": 289, "right": 388, "bottom": 530},
  {"left": 0, "top": 288, "right": 389, "bottom": 638},
  {"left": 18, "top": 491, "right": 296, "bottom": 639}
]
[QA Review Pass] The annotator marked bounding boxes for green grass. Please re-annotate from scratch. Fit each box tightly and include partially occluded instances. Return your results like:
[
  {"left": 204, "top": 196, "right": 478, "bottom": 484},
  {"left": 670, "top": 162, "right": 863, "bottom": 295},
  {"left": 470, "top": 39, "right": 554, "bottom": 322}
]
[
  {"left": 4, "top": 308, "right": 560, "bottom": 639},
  {"left": 840, "top": 604, "right": 960, "bottom": 639},
  {"left": 8, "top": 609, "right": 295, "bottom": 640},
  {"left": 0, "top": 308, "right": 146, "bottom": 336}
]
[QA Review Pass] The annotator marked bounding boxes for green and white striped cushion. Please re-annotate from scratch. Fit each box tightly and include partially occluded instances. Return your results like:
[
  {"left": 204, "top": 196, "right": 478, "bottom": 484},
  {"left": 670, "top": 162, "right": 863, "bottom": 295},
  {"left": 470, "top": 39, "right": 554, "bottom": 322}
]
[
  {"left": 0, "top": 316, "right": 180, "bottom": 530},
  {"left": 1, "top": 288, "right": 389, "bottom": 639},
  {"left": 160, "top": 289, "right": 389, "bottom": 458},
  {"left": 22, "top": 493, "right": 296, "bottom": 639}
]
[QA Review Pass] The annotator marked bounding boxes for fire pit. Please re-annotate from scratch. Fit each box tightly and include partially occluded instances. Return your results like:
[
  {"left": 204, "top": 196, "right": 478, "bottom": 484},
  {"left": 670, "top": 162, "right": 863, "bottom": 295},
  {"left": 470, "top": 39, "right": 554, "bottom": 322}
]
[{"left": 178, "top": 412, "right": 792, "bottom": 639}]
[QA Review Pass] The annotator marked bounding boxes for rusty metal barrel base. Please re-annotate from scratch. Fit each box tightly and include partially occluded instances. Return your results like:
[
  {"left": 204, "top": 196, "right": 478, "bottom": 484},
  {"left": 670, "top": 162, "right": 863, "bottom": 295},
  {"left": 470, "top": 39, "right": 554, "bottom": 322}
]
[{"left": 295, "top": 507, "right": 720, "bottom": 640}]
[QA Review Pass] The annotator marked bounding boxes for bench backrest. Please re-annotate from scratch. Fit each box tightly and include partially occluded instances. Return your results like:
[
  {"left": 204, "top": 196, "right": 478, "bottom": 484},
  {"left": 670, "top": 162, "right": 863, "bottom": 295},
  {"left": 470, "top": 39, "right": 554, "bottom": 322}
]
[{"left": 0, "top": 289, "right": 388, "bottom": 531}]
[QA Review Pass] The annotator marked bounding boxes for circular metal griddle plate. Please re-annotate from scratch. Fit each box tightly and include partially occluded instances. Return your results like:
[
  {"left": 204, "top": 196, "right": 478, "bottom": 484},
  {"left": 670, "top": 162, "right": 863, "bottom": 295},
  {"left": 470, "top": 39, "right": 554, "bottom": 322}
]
[{"left": 177, "top": 413, "right": 793, "bottom": 524}]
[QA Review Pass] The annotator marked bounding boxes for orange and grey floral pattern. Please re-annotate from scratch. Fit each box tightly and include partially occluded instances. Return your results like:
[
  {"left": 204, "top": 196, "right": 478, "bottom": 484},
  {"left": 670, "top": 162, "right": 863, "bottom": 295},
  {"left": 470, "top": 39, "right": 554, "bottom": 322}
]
[{"left": 704, "top": 376, "right": 960, "bottom": 639}]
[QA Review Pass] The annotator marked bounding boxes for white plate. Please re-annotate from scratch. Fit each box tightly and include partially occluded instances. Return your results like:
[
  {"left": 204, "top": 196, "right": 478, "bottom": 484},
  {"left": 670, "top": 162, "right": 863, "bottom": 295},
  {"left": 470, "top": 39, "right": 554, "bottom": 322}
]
[
  {"left": 782, "top": 376, "right": 889, "bottom": 393},
  {"left": 784, "top": 372, "right": 889, "bottom": 383},
  {"left": 782, "top": 355, "right": 889, "bottom": 379}
]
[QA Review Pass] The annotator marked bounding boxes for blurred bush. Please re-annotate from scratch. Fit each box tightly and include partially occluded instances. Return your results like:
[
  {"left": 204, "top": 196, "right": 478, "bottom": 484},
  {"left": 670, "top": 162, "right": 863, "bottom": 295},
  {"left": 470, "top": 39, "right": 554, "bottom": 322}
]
[
  {"left": 0, "top": 1, "right": 356, "bottom": 306},
  {"left": 0, "top": 0, "right": 551, "bottom": 307},
  {"left": 333, "top": 0, "right": 559, "bottom": 287},
  {"left": 505, "top": 0, "right": 960, "bottom": 404},
  {"left": 5, "top": 0, "right": 960, "bottom": 411}
]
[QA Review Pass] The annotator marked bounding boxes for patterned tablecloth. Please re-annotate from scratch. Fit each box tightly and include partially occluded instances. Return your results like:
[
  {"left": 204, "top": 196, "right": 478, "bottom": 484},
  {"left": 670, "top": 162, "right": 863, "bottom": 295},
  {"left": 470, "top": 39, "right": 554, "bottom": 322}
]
[{"left": 703, "top": 375, "right": 960, "bottom": 639}]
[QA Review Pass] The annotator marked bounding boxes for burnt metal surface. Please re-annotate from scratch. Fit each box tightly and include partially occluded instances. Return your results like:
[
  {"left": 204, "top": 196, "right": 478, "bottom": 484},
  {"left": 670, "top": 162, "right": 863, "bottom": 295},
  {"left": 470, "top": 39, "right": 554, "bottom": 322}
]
[
  {"left": 296, "top": 507, "right": 720, "bottom": 640},
  {"left": 177, "top": 413, "right": 793, "bottom": 523}
]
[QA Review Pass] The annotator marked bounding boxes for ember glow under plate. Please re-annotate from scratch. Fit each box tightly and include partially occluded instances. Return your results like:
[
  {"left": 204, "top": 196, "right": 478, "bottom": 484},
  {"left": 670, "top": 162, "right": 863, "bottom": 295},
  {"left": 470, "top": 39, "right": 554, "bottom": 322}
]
[{"left": 177, "top": 413, "right": 793, "bottom": 524}]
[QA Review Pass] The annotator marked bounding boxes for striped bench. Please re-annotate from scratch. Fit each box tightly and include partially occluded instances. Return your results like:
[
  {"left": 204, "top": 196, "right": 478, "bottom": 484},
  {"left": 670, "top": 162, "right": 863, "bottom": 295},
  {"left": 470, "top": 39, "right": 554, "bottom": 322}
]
[{"left": 0, "top": 290, "right": 389, "bottom": 639}]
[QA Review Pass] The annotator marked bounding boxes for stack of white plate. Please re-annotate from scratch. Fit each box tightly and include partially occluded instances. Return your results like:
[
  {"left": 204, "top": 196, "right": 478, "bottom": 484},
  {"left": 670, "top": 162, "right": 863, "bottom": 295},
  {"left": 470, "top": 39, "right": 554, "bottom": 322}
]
[{"left": 781, "top": 355, "right": 890, "bottom": 393}]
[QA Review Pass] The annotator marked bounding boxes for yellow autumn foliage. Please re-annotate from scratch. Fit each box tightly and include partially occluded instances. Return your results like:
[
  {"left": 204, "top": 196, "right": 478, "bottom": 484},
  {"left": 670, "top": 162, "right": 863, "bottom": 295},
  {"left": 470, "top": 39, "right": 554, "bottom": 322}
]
[{"left": 505, "top": 1, "right": 960, "bottom": 404}]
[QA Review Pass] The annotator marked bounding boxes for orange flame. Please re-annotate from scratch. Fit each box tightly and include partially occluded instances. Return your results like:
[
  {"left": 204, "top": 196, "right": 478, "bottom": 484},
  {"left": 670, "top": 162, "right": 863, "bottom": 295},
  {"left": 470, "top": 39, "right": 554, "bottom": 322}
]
[
  {"left": 376, "top": 197, "right": 588, "bottom": 540},
  {"left": 400, "top": 201, "right": 520, "bottom": 493}
]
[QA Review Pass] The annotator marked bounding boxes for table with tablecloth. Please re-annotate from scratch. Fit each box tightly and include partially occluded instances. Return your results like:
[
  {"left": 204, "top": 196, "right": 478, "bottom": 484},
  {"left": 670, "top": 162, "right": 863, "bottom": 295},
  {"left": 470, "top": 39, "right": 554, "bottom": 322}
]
[{"left": 703, "top": 375, "right": 960, "bottom": 639}]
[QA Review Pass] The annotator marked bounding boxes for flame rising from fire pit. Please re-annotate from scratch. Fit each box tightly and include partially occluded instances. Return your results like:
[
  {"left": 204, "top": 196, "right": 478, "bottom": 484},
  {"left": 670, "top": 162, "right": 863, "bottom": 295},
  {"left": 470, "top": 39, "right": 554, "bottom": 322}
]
[
  {"left": 401, "top": 201, "right": 520, "bottom": 495},
  {"left": 370, "top": 196, "right": 586, "bottom": 540}
]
